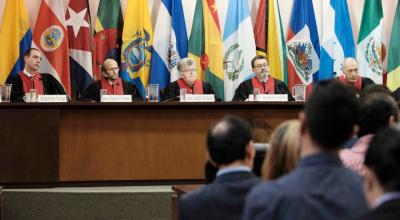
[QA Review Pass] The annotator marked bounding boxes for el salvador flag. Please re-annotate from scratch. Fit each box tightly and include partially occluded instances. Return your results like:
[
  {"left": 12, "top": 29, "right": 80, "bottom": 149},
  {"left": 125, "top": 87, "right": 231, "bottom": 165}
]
[
  {"left": 320, "top": 0, "right": 355, "bottom": 80},
  {"left": 149, "top": 0, "right": 188, "bottom": 90}
]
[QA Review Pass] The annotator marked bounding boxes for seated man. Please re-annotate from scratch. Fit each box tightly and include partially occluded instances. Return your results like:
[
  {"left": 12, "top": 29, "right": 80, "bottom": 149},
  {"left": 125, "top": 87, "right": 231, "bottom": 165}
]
[
  {"left": 243, "top": 80, "right": 368, "bottom": 220},
  {"left": 352, "top": 128, "right": 400, "bottom": 220},
  {"left": 338, "top": 57, "right": 374, "bottom": 92},
  {"left": 178, "top": 116, "right": 261, "bottom": 220},
  {"left": 81, "top": 59, "right": 143, "bottom": 101},
  {"left": 10, "top": 48, "right": 67, "bottom": 102},
  {"left": 161, "top": 58, "right": 218, "bottom": 101},
  {"left": 232, "top": 55, "right": 292, "bottom": 101}
]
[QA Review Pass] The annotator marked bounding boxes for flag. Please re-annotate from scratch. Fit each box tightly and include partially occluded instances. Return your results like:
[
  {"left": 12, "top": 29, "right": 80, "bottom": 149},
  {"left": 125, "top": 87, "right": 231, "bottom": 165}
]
[
  {"left": 357, "top": 0, "right": 386, "bottom": 84},
  {"left": 120, "top": 0, "right": 153, "bottom": 98},
  {"left": 320, "top": 0, "right": 355, "bottom": 80},
  {"left": 188, "top": 0, "right": 205, "bottom": 82},
  {"left": 33, "top": 0, "right": 71, "bottom": 96},
  {"left": 0, "top": 0, "right": 32, "bottom": 84},
  {"left": 203, "top": 0, "right": 225, "bottom": 100},
  {"left": 66, "top": 0, "right": 93, "bottom": 98},
  {"left": 149, "top": 0, "right": 188, "bottom": 90},
  {"left": 253, "top": 0, "right": 267, "bottom": 57},
  {"left": 267, "top": 0, "right": 288, "bottom": 83},
  {"left": 387, "top": 1, "right": 400, "bottom": 91},
  {"left": 223, "top": 0, "right": 256, "bottom": 101},
  {"left": 286, "top": 0, "right": 320, "bottom": 94},
  {"left": 92, "top": 0, "right": 123, "bottom": 81}
]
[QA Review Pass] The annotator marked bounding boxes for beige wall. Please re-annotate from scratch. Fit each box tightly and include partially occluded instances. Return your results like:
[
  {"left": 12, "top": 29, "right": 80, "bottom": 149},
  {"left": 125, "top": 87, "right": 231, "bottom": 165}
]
[{"left": 0, "top": 0, "right": 398, "bottom": 47}]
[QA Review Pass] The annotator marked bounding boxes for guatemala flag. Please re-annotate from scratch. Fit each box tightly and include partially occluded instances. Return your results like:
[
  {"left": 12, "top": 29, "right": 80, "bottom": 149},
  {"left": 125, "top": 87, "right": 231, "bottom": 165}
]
[
  {"left": 149, "top": 0, "right": 188, "bottom": 90},
  {"left": 286, "top": 0, "right": 320, "bottom": 96},
  {"left": 320, "top": 0, "right": 355, "bottom": 80}
]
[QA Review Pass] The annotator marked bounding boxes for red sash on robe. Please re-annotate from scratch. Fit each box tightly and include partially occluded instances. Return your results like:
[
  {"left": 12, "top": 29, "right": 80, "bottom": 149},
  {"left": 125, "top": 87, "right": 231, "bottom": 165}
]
[
  {"left": 252, "top": 77, "right": 275, "bottom": 94},
  {"left": 338, "top": 75, "right": 362, "bottom": 91},
  {"left": 101, "top": 77, "right": 124, "bottom": 95},
  {"left": 177, "top": 78, "right": 204, "bottom": 94},
  {"left": 19, "top": 72, "right": 45, "bottom": 95}
]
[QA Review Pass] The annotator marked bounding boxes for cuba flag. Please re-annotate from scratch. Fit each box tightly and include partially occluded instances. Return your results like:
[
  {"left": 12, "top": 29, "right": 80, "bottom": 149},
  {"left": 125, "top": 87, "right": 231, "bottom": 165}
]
[
  {"left": 0, "top": 0, "right": 32, "bottom": 84},
  {"left": 120, "top": 0, "right": 153, "bottom": 99},
  {"left": 320, "top": 0, "right": 355, "bottom": 80},
  {"left": 149, "top": 0, "right": 188, "bottom": 90},
  {"left": 286, "top": 0, "right": 320, "bottom": 94}
]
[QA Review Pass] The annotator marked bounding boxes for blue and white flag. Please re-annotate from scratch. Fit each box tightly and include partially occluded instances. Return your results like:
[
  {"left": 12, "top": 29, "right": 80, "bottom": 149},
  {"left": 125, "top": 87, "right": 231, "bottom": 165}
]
[
  {"left": 320, "top": 0, "right": 355, "bottom": 79},
  {"left": 223, "top": 0, "right": 256, "bottom": 101},
  {"left": 149, "top": 0, "right": 188, "bottom": 90}
]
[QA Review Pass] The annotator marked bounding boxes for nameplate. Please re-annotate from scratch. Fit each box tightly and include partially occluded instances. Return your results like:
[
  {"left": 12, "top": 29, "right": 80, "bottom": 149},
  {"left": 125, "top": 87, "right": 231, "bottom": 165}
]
[
  {"left": 253, "top": 94, "right": 288, "bottom": 102},
  {"left": 101, "top": 95, "right": 132, "bottom": 102},
  {"left": 38, "top": 95, "right": 68, "bottom": 103},
  {"left": 181, "top": 94, "right": 215, "bottom": 102}
]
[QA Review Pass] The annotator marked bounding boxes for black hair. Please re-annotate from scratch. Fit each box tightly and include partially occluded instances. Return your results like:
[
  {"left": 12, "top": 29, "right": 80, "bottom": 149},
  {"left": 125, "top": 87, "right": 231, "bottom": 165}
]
[
  {"left": 358, "top": 93, "right": 398, "bottom": 137},
  {"left": 305, "top": 80, "right": 360, "bottom": 150},
  {"left": 207, "top": 115, "right": 252, "bottom": 165},
  {"left": 23, "top": 48, "right": 40, "bottom": 57},
  {"left": 365, "top": 128, "right": 400, "bottom": 191},
  {"left": 251, "top": 55, "right": 268, "bottom": 68}
]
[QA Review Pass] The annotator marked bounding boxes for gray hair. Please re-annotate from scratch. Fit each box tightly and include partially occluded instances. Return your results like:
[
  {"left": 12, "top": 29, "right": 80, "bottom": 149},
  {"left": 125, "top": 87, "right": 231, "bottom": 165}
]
[{"left": 177, "top": 57, "right": 196, "bottom": 71}]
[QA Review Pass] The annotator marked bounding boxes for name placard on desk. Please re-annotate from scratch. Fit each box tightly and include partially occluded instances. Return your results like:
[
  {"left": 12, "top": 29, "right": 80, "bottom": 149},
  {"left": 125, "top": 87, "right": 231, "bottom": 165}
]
[
  {"left": 249, "top": 94, "right": 288, "bottom": 102},
  {"left": 181, "top": 94, "right": 215, "bottom": 102},
  {"left": 101, "top": 95, "right": 132, "bottom": 102},
  {"left": 38, "top": 95, "right": 68, "bottom": 103}
]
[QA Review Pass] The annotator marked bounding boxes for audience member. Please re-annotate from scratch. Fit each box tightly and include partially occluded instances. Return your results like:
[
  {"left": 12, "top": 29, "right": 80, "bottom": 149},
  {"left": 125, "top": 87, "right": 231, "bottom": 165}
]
[
  {"left": 81, "top": 58, "right": 143, "bottom": 101},
  {"left": 351, "top": 128, "right": 400, "bottom": 220},
  {"left": 262, "top": 120, "right": 300, "bottom": 180},
  {"left": 162, "top": 58, "right": 218, "bottom": 101},
  {"left": 340, "top": 93, "right": 399, "bottom": 175},
  {"left": 178, "top": 116, "right": 260, "bottom": 220},
  {"left": 243, "top": 80, "right": 367, "bottom": 220},
  {"left": 232, "top": 55, "right": 292, "bottom": 101},
  {"left": 10, "top": 48, "right": 67, "bottom": 102}
]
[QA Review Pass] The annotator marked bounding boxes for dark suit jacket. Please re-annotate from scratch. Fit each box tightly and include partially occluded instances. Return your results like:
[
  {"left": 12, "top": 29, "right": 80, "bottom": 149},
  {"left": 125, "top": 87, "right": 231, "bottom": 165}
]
[
  {"left": 351, "top": 199, "right": 400, "bottom": 220},
  {"left": 178, "top": 171, "right": 260, "bottom": 220}
]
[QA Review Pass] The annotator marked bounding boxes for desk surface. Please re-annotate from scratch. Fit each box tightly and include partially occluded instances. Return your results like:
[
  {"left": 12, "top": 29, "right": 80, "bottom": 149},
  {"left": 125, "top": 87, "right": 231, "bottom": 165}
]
[{"left": 0, "top": 102, "right": 302, "bottom": 184}]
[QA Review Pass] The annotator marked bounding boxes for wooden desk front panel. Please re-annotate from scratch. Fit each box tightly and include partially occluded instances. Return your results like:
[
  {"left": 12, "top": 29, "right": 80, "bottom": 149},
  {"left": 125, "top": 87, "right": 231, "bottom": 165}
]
[{"left": 58, "top": 106, "right": 299, "bottom": 181}]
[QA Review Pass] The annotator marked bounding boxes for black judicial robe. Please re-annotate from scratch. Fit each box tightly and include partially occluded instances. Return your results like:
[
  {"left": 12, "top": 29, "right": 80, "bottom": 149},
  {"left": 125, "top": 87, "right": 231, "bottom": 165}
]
[
  {"left": 232, "top": 77, "right": 293, "bottom": 101},
  {"left": 80, "top": 80, "right": 144, "bottom": 102},
  {"left": 10, "top": 73, "right": 67, "bottom": 102},
  {"left": 360, "top": 77, "right": 375, "bottom": 90},
  {"left": 161, "top": 81, "right": 219, "bottom": 101}
]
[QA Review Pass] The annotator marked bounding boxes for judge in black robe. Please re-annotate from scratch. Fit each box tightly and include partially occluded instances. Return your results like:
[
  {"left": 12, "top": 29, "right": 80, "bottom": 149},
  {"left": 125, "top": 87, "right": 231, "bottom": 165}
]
[
  {"left": 232, "top": 55, "right": 293, "bottom": 101},
  {"left": 338, "top": 57, "right": 375, "bottom": 92},
  {"left": 81, "top": 79, "right": 143, "bottom": 102},
  {"left": 161, "top": 57, "right": 219, "bottom": 101},
  {"left": 10, "top": 73, "right": 67, "bottom": 102}
]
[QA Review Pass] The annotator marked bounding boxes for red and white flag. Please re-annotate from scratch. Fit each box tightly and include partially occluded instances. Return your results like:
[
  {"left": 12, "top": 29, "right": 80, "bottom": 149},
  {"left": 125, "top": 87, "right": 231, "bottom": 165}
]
[
  {"left": 33, "top": 0, "right": 71, "bottom": 96},
  {"left": 66, "top": 0, "right": 93, "bottom": 96}
]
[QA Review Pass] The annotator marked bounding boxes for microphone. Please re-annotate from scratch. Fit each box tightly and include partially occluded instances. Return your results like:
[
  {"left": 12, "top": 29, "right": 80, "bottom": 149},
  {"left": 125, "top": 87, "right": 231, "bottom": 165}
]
[{"left": 161, "top": 96, "right": 180, "bottom": 102}]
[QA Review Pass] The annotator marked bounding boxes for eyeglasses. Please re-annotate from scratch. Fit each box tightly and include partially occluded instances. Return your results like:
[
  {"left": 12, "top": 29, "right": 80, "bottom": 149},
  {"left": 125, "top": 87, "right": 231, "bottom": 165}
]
[
  {"left": 181, "top": 69, "right": 197, "bottom": 73},
  {"left": 254, "top": 64, "right": 268, "bottom": 68}
]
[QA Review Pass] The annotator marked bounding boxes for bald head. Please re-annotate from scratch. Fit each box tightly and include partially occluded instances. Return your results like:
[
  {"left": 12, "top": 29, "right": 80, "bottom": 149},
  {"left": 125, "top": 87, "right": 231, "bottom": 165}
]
[
  {"left": 101, "top": 59, "right": 120, "bottom": 82},
  {"left": 342, "top": 57, "right": 359, "bottom": 83}
]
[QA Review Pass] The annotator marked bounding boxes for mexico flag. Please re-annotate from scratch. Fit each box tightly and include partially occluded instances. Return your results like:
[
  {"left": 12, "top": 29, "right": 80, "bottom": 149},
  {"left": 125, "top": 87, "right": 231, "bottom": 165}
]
[
  {"left": 357, "top": 0, "right": 386, "bottom": 84},
  {"left": 33, "top": 0, "right": 70, "bottom": 96}
]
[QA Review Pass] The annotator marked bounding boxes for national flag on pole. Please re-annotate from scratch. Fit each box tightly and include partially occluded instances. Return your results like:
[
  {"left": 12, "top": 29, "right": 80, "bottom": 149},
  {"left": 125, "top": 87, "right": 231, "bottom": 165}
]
[
  {"left": 320, "top": 0, "right": 355, "bottom": 80},
  {"left": 0, "top": 0, "right": 32, "bottom": 84},
  {"left": 253, "top": 0, "right": 267, "bottom": 57},
  {"left": 387, "top": 1, "right": 400, "bottom": 91},
  {"left": 267, "top": 0, "right": 288, "bottom": 83},
  {"left": 149, "top": 0, "right": 188, "bottom": 90},
  {"left": 203, "top": 0, "right": 225, "bottom": 100},
  {"left": 223, "top": 0, "right": 256, "bottom": 101},
  {"left": 357, "top": 0, "right": 386, "bottom": 84},
  {"left": 120, "top": 0, "right": 153, "bottom": 99},
  {"left": 286, "top": 0, "right": 320, "bottom": 94},
  {"left": 188, "top": 0, "right": 205, "bottom": 82},
  {"left": 66, "top": 0, "right": 93, "bottom": 98},
  {"left": 33, "top": 0, "right": 71, "bottom": 96},
  {"left": 92, "top": 0, "right": 123, "bottom": 81}
]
